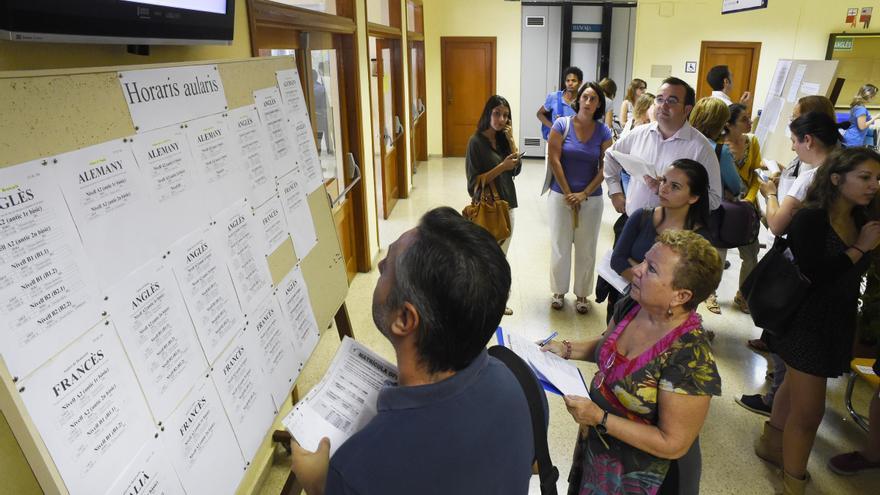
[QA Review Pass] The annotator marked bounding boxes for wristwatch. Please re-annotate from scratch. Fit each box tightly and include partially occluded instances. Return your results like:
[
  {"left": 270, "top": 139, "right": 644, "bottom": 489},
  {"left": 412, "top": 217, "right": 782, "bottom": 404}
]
[{"left": 596, "top": 410, "right": 609, "bottom": 435}]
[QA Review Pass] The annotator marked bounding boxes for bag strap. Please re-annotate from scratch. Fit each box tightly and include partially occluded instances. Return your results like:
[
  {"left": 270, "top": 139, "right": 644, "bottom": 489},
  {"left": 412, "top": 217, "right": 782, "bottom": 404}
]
[
  {"left": 562, "top": 116, "right": 572, "bottom": 142},
  {"left": 488, "top": 346, "right": 559, "bottom": 495}
]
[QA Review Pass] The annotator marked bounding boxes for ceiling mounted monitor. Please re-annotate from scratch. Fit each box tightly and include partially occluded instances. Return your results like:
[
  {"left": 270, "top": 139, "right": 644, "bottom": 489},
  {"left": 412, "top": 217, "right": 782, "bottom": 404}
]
[{"left": 0, "top": 0, "right": 235, "bottom": 46}]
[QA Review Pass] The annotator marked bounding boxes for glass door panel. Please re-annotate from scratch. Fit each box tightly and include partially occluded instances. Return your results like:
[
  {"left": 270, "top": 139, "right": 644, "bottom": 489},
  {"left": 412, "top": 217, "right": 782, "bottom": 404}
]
[{"left": 310, "top": 49, "right": 346, "bottom": 206}]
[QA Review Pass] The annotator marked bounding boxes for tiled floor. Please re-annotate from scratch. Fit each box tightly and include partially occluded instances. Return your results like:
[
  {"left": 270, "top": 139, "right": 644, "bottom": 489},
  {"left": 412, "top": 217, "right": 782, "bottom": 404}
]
[{"left": 259, "top": 156, "right": 878, "bottom": 494}]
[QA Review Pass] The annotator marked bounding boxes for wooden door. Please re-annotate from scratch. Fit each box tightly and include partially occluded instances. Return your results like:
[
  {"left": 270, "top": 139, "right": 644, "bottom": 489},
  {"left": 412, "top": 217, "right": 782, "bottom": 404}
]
[
  {"left": 441, "top": 37, "right": 495, "bottom": 156},
  {"left": 374, "top": 38, "right": 404, "bottom": 219},
  {"left": 409, "top": 40, "right": 427, "bottom": 171},
  {"left": 696, "top": 41, "right": 761, "bottom": 113}
]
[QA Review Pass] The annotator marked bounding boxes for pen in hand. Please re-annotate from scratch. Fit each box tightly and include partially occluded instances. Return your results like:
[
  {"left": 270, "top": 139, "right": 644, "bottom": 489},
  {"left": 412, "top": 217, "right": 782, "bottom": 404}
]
[{"left": 538, "top": 331, "right": 558, "bottom": 348}]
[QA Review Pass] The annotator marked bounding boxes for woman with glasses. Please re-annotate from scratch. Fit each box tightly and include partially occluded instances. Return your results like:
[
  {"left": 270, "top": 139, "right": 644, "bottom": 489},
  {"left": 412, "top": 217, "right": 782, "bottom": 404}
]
[{"left": 543, "top": 229, "right": 723, "bottom": 495}]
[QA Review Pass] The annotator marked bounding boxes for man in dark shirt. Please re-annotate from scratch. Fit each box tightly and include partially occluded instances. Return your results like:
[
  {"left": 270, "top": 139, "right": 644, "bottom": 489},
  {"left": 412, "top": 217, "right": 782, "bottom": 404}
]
[{"left": 290, "top": 207, "right": 541, "bottom": 495}]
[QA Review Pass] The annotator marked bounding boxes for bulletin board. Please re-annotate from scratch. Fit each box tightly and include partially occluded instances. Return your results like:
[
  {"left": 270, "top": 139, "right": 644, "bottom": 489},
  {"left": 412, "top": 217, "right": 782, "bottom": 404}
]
[
  {"left": 755, "top": 59, "right": 839, "bottom": 165},
  {"left": 0, "top": 57, "right": 348, "bottom": 495}
]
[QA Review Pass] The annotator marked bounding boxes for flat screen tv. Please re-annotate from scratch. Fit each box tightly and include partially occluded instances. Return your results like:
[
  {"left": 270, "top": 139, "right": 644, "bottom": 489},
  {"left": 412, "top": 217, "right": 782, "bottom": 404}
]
[{"left": 1, "top": 0, "right": 235, "bottom": 45}]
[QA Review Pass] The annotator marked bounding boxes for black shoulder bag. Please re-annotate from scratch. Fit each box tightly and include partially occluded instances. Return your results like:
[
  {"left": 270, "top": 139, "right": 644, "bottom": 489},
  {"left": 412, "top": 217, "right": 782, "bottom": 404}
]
[
  {"left": 487, "top": 345, "right": 559, "bottom": 495},
  {"left": 739, "top": 236, "right": 811, "bottom": 335}
]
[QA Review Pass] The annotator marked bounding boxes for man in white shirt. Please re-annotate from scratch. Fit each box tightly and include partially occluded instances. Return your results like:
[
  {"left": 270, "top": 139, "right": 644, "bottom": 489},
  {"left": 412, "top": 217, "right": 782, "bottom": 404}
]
[
  {"left": 604, "top": 77, "right": 722, "bottom": 217},
  {"left": 707, "top": 65, "right": 751, "bottom": 106}
]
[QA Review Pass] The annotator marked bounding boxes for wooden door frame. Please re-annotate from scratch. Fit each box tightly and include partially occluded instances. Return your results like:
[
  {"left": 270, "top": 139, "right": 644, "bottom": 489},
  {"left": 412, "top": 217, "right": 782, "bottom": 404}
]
[
  {"left": 696, "top": 41, "right": 761, "bottom": 110},
  {"left": 247, "top": 0, "right": 371, "bottom": 274},
  {"left": 440, "top": 36, "right": 496, "bottom": 157}
]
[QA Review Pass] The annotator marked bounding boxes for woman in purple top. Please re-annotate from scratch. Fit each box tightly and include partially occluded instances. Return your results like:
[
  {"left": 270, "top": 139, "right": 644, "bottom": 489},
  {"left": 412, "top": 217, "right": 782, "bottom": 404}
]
[{"left": 547, "top": 81, "right": 614, "bottom": 313}]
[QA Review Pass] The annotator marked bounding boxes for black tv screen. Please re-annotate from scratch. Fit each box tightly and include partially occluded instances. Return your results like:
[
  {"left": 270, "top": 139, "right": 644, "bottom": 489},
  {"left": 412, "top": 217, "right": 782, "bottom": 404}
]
[{"left": 1, "top": 0, "right": 235, "bottom": 45}]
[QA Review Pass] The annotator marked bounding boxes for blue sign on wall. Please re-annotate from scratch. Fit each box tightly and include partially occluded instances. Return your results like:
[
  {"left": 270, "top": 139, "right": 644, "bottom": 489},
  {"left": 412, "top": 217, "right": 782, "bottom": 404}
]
[{"left": 572, "top": 23, "right": 602, "bottom": 32}]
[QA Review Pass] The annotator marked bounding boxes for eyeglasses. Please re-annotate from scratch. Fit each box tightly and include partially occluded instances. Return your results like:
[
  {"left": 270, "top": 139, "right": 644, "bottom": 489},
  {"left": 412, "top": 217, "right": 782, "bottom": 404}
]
[{"left": 654, "top": 96, "right": 681, "bottom": 107}]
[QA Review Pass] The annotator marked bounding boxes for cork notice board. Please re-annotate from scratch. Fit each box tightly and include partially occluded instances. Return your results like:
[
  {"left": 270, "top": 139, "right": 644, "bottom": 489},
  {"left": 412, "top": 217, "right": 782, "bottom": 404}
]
[{"left": 0, "top": 57, "right": 348, "bottom": 495}]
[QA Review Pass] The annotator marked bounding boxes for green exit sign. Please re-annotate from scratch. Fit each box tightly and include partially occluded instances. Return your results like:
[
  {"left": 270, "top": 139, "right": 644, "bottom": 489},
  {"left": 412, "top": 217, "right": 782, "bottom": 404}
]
[{"left": 834, "top": 38, "right": 854, "bottom": 51}]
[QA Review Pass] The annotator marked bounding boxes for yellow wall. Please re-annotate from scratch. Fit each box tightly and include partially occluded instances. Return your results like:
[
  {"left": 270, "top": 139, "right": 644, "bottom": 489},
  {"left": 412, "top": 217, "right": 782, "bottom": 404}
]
[
  {"left": 632, "top": 0, "right": 880, "bottom": 110},
  {"left": 0, "top": 0, "right": 251, "bottom": 70},
  {"left": 423, "top": 0, "right": 521, "bottom": 155}
]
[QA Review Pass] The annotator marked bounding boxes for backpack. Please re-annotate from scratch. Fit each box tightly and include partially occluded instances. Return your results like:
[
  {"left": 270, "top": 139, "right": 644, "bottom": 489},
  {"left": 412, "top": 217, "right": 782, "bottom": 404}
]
[{"left": 487, "top": 345, "right": 559, "bottom": 495}]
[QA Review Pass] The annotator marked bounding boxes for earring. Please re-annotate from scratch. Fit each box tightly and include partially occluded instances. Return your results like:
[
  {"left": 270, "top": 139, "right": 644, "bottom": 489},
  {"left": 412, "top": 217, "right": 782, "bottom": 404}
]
[{"left": 666, "top": 306, "right": 674, "bottom": 317}]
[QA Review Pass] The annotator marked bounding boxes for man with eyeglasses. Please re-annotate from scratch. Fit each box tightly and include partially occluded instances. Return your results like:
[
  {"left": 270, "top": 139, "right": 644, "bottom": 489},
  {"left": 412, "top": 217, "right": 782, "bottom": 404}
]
[{"left": 603, "top": 77, "right": 722, "bottom": 218}]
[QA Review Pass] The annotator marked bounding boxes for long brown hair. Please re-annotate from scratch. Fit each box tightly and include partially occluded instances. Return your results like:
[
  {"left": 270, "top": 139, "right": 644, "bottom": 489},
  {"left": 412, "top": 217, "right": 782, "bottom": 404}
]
[
  {"left": 624, "top": 78, "right": 647, "bottom": 104},
  {"left": 851, "top": 84, "right": 878, "bottom": 108},
  {"left": 804, "top": 147, "right": 880, "bottom": 225}
]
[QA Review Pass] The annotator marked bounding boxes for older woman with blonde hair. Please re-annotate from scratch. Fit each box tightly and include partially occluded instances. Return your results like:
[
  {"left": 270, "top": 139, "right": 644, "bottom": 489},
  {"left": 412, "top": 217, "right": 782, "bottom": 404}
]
[
  {"left": 688, "top": 96, "right": 742, "bottom": 314},
  {"left": 544, "top": 229, "right": 723, "bottom": 495}
]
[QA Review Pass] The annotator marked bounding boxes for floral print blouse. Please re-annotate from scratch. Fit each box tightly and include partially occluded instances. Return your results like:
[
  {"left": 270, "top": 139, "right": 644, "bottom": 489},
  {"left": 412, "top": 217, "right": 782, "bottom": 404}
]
[{"left": 577, "top": 304, "right": 722, "bottom": 495}]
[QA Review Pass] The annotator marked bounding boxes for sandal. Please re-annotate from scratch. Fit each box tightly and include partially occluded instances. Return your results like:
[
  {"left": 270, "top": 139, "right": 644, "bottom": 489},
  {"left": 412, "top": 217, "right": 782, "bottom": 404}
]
[
  {"left": 704, "top": 293, "right": 721, "bottom": 314},
  {"left": 551, "top": 294, "right": 564, "bottom": 310},
  {"left": 576, "top": 297, "right": 591, "bottom": 314},
  {"left": 734, "top": 291, "right": 750, "bottom": 314}
]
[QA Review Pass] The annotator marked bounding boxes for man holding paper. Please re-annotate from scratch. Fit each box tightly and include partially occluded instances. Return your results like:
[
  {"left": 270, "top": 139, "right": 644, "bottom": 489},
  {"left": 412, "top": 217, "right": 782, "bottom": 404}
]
[
  {"left": 290, "top": 207, "right": 542, "bottom": 495},
  {"left": 603, "top": 77, "right": 722, "bottom": 217}
]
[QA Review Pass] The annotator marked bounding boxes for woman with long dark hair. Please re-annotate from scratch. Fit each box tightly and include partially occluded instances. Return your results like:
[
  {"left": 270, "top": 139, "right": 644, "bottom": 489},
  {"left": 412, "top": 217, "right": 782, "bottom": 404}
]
[
  {"left": 466, "top": 95, "right": 522, "bottom": 257},
  {"left": 611, "top": 159, "right": 711, "bottom": 283},
  {"left": 755, "top": 147, "right": 880, "bottom": 495}
]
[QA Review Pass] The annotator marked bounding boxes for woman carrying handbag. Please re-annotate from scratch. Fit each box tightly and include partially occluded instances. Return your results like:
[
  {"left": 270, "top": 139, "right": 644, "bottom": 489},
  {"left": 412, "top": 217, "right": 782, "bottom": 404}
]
[{"left": 466, "top": 95, "right": 522, "bottom": 315}]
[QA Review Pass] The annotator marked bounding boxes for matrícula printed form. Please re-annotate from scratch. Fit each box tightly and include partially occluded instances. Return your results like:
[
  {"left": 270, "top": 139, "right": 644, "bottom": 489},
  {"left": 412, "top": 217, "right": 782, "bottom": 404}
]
[
  {"left": 282, "top": 337, "right": 398, "bottom": 457},
  {"left": 18, "top": 325, "right": 155, "bottom": 495},
  {"left": 0, "top": 159, "right": 101, "bottom": 379}
]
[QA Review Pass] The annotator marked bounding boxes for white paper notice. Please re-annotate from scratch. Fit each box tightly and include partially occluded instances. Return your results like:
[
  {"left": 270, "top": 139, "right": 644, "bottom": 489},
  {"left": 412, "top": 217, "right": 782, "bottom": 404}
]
[
  {"left": 106, "top": 258, "right": 208, "bottom": 422},
  {"left": 282, "top": 337, "right": 398, "bottom": 456},
  {"left": 254, "top": 87, "right": 299, "bottom": 179},
  {"left": 276, "top": 68, "right": 310, "bottom": 123},
  {"left": 130, "top": 125, "right": 210, "bottom": 250},
  {"left": 254, "top": 196, "right": 289, "bottom": 256},
  {"left": 597, "top": 250, "right": 629, "bottom": 294},
  {"left": 290, "top": 117, "right": 325, "bottom": 193},
  {"left": 278, "top": 173, "right": 318, "bottom": 259},
  {"left": 250, "top": 296, "right": 301, "bottom": 409},
  {"left": 119, "top": 64, "right": 227, "bottom": 133},
  {"left": 162, "top": 378, "right": 245, "bottom": 495},
  {"left": 768, "top": 60, "right": 791, "bottom": 97},
  {"left": 0, "top": 160, "right": 101, "bottom": 379},
  {"left": 18, "top": 325, "right": 154, "bottom": 495},
  {"left": 212, "top": 199, "right": 273, "bottom": 315},
  {"left": 799, "top": 82, "right": 821, "bottom": 97},
  {"left": 53, "top": 139, "right": 160, "bottom": 288},
  {"left": 607, "top": 150, "right": 656, "bottom": 180},
  {"left": 209, "top": 328, "right": 275, "bottom": 461},
  {"left": 227, "top": 105, "right": 277, "bottom": 205},
  {"left": 185, "top": 113, "right": 248, "bottom": 215},
  {"left": 276, "top": 265, "right": 320, "bottom": 365},
  {"left": 785, "top": 64, "right": 808, "bottom": 103},
  {"left": 106, "top": 441, "right": 185, "bottom": 495},
  {"left": 169, "top": 228, "right": 244, "bottom": 364},
  {"left": 755, "top": 96, "right": 785, "bottom": 150}
]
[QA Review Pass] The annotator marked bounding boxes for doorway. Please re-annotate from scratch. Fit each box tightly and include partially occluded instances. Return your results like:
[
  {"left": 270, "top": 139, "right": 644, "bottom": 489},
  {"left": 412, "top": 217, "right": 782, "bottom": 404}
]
[
  {"left": 440, "top": 37, "right": 496, "bottom": 156},
  {"left": 369, "top": 35, "right": 406, "bottom": 220},
  {"left": 696, "top": 41, "right": 761, "bottom": 113}
]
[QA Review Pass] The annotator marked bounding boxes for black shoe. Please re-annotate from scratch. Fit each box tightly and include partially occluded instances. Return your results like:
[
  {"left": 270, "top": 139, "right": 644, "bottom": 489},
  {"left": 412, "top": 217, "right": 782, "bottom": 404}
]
[{"left": 735, "top": 394, "right": 771, "bottom": 417}]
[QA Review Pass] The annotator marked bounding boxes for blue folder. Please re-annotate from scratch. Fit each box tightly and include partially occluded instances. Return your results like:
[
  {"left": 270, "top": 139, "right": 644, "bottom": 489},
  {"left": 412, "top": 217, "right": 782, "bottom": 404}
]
[{"left": 495, "top": 327, "right": 563, "bottom": 395}]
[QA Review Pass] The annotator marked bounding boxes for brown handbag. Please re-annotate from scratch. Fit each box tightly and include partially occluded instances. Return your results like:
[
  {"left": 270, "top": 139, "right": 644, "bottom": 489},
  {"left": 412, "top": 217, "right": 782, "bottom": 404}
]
[{"left": 462, "top": 180, "right": 511, "bottom": 243}]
